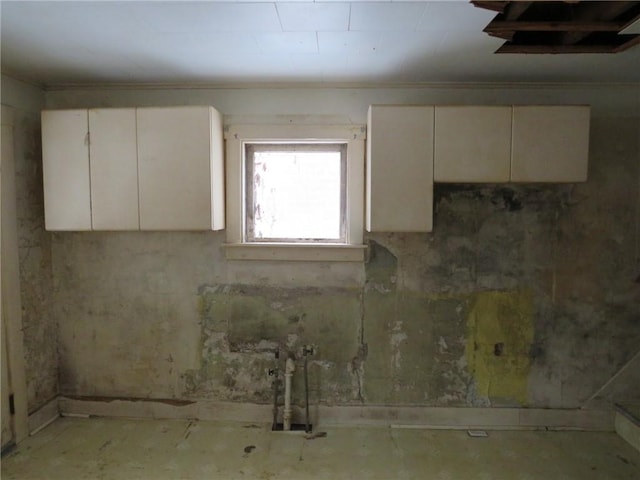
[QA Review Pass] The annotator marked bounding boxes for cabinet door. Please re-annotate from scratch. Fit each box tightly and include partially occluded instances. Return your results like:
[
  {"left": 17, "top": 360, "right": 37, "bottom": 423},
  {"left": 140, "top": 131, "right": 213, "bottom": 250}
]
[
  {"left": 89, "top": 109, "right": 139, "bottom": 230},
  {"left": 434, "top": 106, "right": 511, "bottom": 183},
  {"left": 137, "top": 107, "right": 213, "bottom": 230},
  {"left": 209, "top": 108, "right": 225, "bottom": 231},
  {"left": 367, "top": 105, "right": 434, "bottom": 232},
  {"left": 511, "top": 106, "right": 590, "bottom": 182},
  {"left": 41, "top": 110, "right": 91, "bottom": 231}
]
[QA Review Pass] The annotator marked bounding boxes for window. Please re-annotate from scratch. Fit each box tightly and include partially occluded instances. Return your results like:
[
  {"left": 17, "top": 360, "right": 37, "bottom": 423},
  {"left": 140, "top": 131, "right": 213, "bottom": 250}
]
[
  {"left": 245, "top": 143, "right": 346, "bottom": 243},
  {"left": 225, "top": 123, "right": 366, "bottom": 261}
]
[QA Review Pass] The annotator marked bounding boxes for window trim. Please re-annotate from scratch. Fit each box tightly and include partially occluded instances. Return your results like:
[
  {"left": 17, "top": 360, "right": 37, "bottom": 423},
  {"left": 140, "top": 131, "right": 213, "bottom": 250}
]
[{"left": 224, "top": 124, "right": 366, "bottom": 262}]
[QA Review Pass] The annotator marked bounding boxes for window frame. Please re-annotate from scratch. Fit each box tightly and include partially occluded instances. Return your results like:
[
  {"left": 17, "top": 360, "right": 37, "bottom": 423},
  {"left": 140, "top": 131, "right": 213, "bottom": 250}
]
[{"left": 224, "top": 123, "right": 366, "bottom": 262}]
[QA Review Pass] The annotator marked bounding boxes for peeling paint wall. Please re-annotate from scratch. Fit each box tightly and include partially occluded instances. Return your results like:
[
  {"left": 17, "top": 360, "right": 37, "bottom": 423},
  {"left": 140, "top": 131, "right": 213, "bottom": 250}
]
[
  {"left": 9, "top": 81, "right": 640, "bottom": 415},
  {"left": 1, "top": 76, "right": 56, "bottom": 412}
]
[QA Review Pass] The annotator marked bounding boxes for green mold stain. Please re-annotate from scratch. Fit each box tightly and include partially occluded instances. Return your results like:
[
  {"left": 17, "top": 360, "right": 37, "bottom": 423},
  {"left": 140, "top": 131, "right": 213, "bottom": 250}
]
[{"left": 465, "top": 290, "right": 534, "bottom": 406}]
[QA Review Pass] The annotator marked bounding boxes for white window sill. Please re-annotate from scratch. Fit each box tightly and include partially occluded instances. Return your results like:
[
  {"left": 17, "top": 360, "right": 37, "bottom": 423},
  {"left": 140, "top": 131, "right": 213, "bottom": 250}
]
[{"left": 223, "top": 243, "right": 367, "bottom": 262}]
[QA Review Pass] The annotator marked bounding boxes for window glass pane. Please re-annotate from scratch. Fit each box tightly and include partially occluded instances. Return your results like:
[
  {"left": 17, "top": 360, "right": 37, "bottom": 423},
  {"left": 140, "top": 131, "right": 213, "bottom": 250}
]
[{"left": 246, "top": 144, "right": 345, "bottom": 242}]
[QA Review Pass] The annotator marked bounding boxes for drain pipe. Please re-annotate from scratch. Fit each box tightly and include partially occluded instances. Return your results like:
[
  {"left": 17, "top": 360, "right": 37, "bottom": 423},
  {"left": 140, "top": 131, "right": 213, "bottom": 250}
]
[{"left": 283, "top": 356, "right": 296, "bottom": 431}]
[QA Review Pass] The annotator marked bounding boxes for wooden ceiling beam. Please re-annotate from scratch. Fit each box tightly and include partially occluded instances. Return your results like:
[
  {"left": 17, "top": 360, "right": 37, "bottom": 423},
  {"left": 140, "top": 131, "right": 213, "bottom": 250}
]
[
  {"left": 488, "top": 31, "right": 515, "bottom": 41},
  {"left": 497, "top": 43, "right": 617, "bottom": 54},
  {"left": 474, "top": 0, "right": 532, "bottom": 42},
  {"left": 485, "top": 21, "right": 626, "bottom": 33},
  {"left": 477, "top": 1, "right": 640, "bottom": 54},
  {"left": 561, "top": 1, "right": 640, "bottom": 45},
  {"left": 613, "top": 34, "right": 640, "bottom": 52},
  {"left": 503, "top": 1, "right": 533, "bottom": 21},
  {"left": 581, "top": 1, "right": 640, "bottom": 19},
  {"left": 496, "top": 36, "right": 640, "bottom": 54}
]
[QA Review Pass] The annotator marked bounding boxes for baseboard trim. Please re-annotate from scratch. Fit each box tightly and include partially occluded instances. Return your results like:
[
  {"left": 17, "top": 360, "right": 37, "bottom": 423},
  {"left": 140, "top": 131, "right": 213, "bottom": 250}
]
[
  {"left": 318, "top": 405, "right": 614, "bottom": 431},
  {"left": 58, "top": 396, "right": 614, "bottom": 431},
  {"left": 28, "top": 396, "right": 59, "bottom": 436}
]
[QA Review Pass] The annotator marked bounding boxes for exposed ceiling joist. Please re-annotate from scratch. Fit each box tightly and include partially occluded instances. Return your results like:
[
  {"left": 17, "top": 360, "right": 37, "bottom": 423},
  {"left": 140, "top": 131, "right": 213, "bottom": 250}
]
[
  {"left": 472, "top": 0, "right": 640, "bottom": 54},
  {"left": 496, "top": 36, "right": 640, "bottom": 53},
  {"left": 485, "top": 21, "right": 626, "bottom": 33},
  {"left": 504, "top": 1, "right": 533, "bottom": 20},
  {"left": 559, "top": 1, "right": 639, "bottom": 45}
]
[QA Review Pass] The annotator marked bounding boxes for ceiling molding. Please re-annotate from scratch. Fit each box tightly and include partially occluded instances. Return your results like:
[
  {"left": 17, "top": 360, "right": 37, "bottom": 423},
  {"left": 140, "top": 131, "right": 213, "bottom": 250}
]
[{"left": 40, "top": 81, "right": 640, "bottom": 93}]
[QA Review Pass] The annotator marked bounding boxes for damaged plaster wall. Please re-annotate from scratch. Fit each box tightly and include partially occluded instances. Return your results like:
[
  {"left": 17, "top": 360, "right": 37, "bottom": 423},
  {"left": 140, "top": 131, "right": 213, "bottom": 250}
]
[
  {"left": 363, "top": 114, "right": 639, "bottom": 408},
  {"left": 30, "top": 84, "right": 640, "bottom": 411},
  {"left": 1, "top": 76, "right": 56, "bottom": 412}
]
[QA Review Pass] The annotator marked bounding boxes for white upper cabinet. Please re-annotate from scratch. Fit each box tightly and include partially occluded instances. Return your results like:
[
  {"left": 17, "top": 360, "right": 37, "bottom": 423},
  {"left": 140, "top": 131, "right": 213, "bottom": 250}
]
[
  {"left": 367, "top": 105, "right": 434, "bottom": 232},
  {"left": 42, "top": 106, "right": 224, "bottom": 232},
  {"left": 43, "top": 108, "right": 139, "bottom": 231},
  {"left": 511, "top": 106, "right": 590, "bottom": 182},
  {"left": 137, "top": 106, "right": 224, "bottom": 231},
  {"left": 434, "top": 106, "right": 512, "bottom": 183},
  {"left": 89, "top": 108, "right": 139, "bottom": 230},
  {"left": 42, "top": 110, "right": 92, "bottom": 231}
]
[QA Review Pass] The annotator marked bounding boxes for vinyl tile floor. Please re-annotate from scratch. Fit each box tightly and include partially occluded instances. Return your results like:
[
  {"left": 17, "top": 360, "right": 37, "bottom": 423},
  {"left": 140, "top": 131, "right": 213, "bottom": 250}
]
[{"left": 2, "top": 417, "right": 640, "bottom": 480}]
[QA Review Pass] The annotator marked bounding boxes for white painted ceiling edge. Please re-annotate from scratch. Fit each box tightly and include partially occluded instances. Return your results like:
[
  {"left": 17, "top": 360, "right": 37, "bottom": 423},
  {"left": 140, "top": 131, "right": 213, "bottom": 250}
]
[{"left": 1, "top": 1, "right": 640, "bottom": 86}]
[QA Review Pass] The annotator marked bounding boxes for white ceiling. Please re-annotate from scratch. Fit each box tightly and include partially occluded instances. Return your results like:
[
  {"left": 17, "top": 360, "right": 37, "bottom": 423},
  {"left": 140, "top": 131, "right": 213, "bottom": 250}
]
[{"left": 2, "top": 1, "right": 640, "bottom": 86}]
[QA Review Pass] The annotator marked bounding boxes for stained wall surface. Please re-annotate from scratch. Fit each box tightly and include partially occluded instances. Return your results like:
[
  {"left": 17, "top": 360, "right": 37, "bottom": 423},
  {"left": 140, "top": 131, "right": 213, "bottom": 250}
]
[
  {"left": 1, "top": 76, "right": 56, "bottom": 413},
  {"left": 10, "top": 81, "right": 640, "bottom": 412}
]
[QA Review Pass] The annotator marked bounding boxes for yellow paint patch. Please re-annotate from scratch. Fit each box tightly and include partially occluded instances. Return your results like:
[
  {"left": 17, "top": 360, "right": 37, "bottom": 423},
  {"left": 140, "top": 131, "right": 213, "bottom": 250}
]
[{"left": 465, "top": 291, "right": 534, "bottom": 405}]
